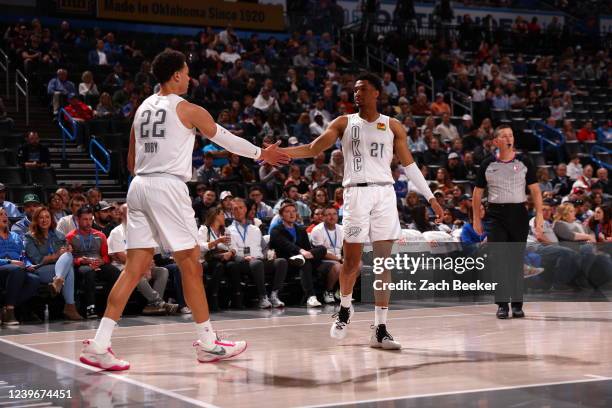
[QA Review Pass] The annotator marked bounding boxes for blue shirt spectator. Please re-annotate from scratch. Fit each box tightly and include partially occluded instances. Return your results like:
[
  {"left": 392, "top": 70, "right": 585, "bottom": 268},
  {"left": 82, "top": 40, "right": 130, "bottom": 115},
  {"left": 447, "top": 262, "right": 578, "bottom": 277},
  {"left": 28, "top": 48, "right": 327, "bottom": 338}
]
[
  {"left": 202, "top": 143, "right": 229, "bottom": 167},
  {"left": 460, "top": 222, "right": 487, "bottom": 244},
  {"left": 47, "top": 69, "right": 76, "bottom": 97},
  {"left": 0, "top": 231, "right": 31, "bottom": 267},
  {"left": 0, "top": 184, "right": 22, "bottom": 218}
]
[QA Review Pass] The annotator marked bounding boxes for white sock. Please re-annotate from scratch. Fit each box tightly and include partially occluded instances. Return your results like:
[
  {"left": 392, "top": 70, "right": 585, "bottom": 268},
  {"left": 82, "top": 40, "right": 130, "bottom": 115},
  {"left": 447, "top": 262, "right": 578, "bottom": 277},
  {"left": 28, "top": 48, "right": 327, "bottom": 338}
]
[
  {"left": 340, "top": 293, "right": 352, "bottom": 308},
  {"left": 94, "top": 317, "right": 116, "bottom": 349},
  {"left": 195, "top": 320, "right": 217, "bottom": 348},
  {"left": 374, "top": 306, "right": 388, "bottom": 326}
]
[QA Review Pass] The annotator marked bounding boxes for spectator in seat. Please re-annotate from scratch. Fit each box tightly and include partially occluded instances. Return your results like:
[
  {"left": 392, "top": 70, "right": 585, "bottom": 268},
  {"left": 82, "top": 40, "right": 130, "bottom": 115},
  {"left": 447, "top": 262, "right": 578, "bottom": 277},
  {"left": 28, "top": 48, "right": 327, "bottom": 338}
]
[
  {"left": 219, "top": 191, "right": 235, "bottom": 223},
  {"left": 447, "top": 152, "right": 467, "bottom": 180},
  {"left": 120, "top": 92, "right": 141, "bottom": 120},
  {"left": 227, "top": 198, "right": 287, "bottom": 308},
  {"left": 435, "top": 112, "right": 459, "bottom": 144},
  {"left": 107, "top": 204, "right": 178, "bottom": 315},
  {"left": 551, "top": 163, "right": 571, "bottom": 196},
  {"left": 24, "top": 207, "right": 83, "bottom": 320},
  {"left": 48, "top": 193, "right": 68, "bottom": 223},
  {"left": 196, "top": 152, "right": 220, "bottom": 186},
  {"left": 192, "top": 187, "right": 216, "bottom": 224},
  {"left": 452, "top": 194, "right": 472, "bottom": 222},
  {"left": 269, "top": 200, "right": 329, "bottom": 308},
  {"left": 328, "top": 149, "right": 344, "bottom": 183},
  {"left": 11, "top": 194, "right": 41, "bottom": 240},
  {"left": 460, "top": 204, "right": 487, "bottom": 248},
  {"left": 430, "top": 93, "right": 451, "bottom": 116},
  {"left": 57, "top": 194, "right": 86, "bottom": 236},
  {"left": 103, "top": 32, "right": 122, "bottom": 63},
  {"left": 309, "top": 206, "right": 343, "bottom": 303},
  {"left": 306, "top": 207, "right": 325, "bottom": 233},
  {"left": 577, "top": 120, "right": 596, "bottom": 142},
  {"left": 305, "top": 152, "right": 333, "bottom": 182},
  {"left": 423, "top": 137, "right": 447, "bottom": 167},
  {"left": 64, "top": 93, "right": 93, "bottom": 146},
  {"left": 588, "top": 205, "right": 612, "bottom": 242},
  {"left": 273, "top": 185, "right": 311, "bottom": 219},
  {"left": 293, "top": 45, "right": 312, "bottom": 68},
  {"left": 253, "top": 87, "right": 279, "bottom": 113},
  {"left": 310, "top": 187, "right": 330, "bottom": 212},
  {"left": 78, "top": 71, "right": 99, "bottom": 100},
  {"left": 94, "top": 92, "right": 117, "bottom": 119},
  {"left": 47, "top": 68, "right": 76, "bottom": 114},
  {"left": 0, "top": 208, "right": 41, "bottom": 326},
  {"left": 537, "top": 168, "right": 554, "bottom": 193},
  {"left": 55, "top": 188, "right": 70, "bottom": 214},
  {"left": 65, "top": 206, "right": 120, "bottom": 319},
  {"left": 285, "top": 164, "right": 310, "bottom": 195},
  {"left": 88, "top": 39, "right": 109, "bottom": 66},
  {"left": 198, "top": 207, "right": 238, "bottom": 310},
  {"left": 17, "top": 131, "right": 50, "bottom": 168},
  {"left": 392, "top": 164, "right": 408, "bottom": 201},
  {"left": 93, "top": 201, "right": 117, "bottom": 237},
  {"left": 248, "top": 186, "right": 274, "bottom": 220},
  {"left": 86, "top": 188, "right": 101, "bottom": 208},
  {"left": 473, "top": 135, "right": 496, "bottom": 164},
  {"left": 112, "top": 79, "right": 135, "bottom": 109},
  {"left": 309, "top": 113, "right": 328, "bottom": 138},
  {"left": 595, "top": 168, "right": 611, "bottom": 196}
]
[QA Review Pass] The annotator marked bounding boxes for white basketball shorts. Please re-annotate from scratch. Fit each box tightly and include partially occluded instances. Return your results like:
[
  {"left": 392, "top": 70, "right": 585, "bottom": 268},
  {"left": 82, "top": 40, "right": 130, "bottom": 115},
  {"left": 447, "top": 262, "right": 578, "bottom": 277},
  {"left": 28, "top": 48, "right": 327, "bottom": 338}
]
[
  {"left": 342, "top": 184, "right": 401, "bottom": 244},
  {"left": 126, "top": 174, "right": 198, "bottom": 253}
]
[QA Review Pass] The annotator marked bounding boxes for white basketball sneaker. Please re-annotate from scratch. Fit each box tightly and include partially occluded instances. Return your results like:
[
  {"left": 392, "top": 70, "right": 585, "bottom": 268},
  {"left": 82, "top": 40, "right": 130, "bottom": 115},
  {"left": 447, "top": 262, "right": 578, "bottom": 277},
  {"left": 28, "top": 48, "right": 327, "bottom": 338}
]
[
  {"left": 194, "top": 336, "right": 247, "bottom": 363},
  {"left": 369, "top": 324, "right": 401, "bottom": 350},
  {"left": 330, "top": 305, "right": 354, "bottom": 339},
  {"left": 79, "top": 339, "right": 130, "bottom": 371}
]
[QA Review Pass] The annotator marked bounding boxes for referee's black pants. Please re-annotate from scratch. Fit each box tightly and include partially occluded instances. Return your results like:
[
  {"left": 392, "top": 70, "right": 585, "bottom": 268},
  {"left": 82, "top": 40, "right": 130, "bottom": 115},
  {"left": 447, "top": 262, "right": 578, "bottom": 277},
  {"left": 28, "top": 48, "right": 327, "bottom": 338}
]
[{"left": 486, "top": 203, "right": 529, "bottom": 305}]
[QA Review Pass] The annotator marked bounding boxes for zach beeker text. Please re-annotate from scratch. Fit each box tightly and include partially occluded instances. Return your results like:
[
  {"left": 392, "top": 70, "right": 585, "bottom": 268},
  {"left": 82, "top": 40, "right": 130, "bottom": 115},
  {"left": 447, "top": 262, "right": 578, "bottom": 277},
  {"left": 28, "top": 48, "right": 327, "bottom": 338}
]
[{"left": 373, "top": 280, "right": 498, "bottom": 291}]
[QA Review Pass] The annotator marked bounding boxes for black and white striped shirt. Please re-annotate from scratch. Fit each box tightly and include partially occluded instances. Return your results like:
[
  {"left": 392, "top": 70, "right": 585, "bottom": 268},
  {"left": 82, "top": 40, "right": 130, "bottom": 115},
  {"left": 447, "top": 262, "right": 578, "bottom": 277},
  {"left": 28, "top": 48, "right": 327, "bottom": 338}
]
[{"left": 475, "top": 153, "right": 537, "bottom": 204}]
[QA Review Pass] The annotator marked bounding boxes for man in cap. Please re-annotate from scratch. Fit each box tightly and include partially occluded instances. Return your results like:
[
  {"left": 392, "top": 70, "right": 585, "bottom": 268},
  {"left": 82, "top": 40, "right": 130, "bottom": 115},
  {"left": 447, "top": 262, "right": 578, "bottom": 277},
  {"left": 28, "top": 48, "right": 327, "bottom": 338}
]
[
  {"left": 430, "top": 92, "right": 451, "bottom": 116},
  {"left": 219, "top": 191, "right": 234, "bottom": 223},
  {"left": 447, "top": 152, "right": 467, "bottom": 180},
  {"left": 11, "top": 193, "right": 41, "bottom": 239},
  {"left": 93, "top": 201, "right": 118, "bottom": 237}
]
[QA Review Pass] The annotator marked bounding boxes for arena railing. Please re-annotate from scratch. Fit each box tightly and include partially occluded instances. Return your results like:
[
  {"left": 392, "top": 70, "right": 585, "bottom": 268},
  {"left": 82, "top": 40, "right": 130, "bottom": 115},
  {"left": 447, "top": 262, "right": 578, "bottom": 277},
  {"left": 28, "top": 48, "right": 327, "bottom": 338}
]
[
  {"left": 0, "top": 48, "right": 9, "bottom": 99},
  {"left": 15, "top": 69, "right": 29, "bottom": 126},
  {"left": 531, "top": 120, "right": 565, "bottom": 163},
  {"left": 591, "top": 144, "right": 611, "bottom": 171},
  {"left": 57, "top": 108, "right": 77, "bottom": 162},
  {"left": 449, "top": 87, "right": 473, "bottom": 118},
  {"left": 89, "top": 136, "right": 111, "bottom": 188}
]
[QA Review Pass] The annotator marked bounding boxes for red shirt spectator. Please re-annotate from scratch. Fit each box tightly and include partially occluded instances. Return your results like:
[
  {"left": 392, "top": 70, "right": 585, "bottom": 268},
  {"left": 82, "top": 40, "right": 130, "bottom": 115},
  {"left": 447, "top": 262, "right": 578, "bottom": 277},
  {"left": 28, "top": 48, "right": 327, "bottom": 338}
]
[
  {"left": 577, "top": 122, "right": 596, "bottom": 142},
  {"left": 64, "top": 94, "right": 93, "bottom": 122},
  {"left": 65, "top": 227, "right": 110, "bottom": 266}
]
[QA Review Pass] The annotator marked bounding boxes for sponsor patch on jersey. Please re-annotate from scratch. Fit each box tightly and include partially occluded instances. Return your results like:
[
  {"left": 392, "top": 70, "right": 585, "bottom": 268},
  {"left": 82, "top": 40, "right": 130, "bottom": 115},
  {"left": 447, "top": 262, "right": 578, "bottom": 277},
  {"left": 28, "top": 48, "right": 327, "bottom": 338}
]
[{"left": 376, "top": 122, "right": 386, "bottom": 131}]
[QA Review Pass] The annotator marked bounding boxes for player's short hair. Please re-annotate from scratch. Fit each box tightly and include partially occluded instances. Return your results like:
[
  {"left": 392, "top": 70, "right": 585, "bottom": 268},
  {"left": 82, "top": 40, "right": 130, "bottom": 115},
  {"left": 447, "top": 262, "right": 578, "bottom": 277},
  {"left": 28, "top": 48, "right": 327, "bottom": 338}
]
[
  {"left": 152, "top": 50, "right": 186, "bottom": 84},
  {"left": 493, "top": 124, "right": 512, "bottom": 138},
  {"left": 355, "top": 72, "right": 382, "bottom": 93}
]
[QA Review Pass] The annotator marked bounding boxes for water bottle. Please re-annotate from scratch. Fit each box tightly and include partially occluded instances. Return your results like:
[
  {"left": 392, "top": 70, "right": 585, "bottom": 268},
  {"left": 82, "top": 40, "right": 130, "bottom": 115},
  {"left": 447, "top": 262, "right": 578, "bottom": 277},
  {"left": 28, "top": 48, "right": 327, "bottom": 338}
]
[{"left": 44, "top": 304, "right": 49, "bottom": 322}]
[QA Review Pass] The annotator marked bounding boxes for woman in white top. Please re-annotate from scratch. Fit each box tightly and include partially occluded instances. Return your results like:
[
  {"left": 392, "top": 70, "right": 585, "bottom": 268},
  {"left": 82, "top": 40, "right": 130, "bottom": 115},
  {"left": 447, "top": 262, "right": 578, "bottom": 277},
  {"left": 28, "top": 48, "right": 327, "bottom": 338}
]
[{"left": 78, "top": 71, "right": 99, "bottom": 98}]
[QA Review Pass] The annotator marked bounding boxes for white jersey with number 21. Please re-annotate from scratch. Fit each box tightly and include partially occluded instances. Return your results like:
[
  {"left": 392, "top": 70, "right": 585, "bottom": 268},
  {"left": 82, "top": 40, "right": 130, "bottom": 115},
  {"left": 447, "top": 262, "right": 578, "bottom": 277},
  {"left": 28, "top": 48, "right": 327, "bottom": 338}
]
[{"left": 340, "top": 113, "right": 395, "bottom": 187}]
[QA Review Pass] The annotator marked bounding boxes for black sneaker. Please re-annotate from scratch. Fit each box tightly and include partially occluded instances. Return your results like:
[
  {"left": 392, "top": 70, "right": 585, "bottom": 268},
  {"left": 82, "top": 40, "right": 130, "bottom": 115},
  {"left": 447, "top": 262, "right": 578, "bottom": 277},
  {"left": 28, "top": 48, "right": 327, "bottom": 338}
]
[
  {"left": 370, "top": 324, "right": 401, "bottom": 349},
  {"left": 1, "top": 307, "right": 19, "bottom": 326},
  {"left": 496, "top": 304, "right": 509, "bottom": 319},
  {"left": 86, "top": 306, "right": 98, "bottom": 319},
  {"left": 330, "top": 305, "right": 353, "bottom": 339},
  {"left": 511, "top": 302, "right": 525, "bottom": 318}
]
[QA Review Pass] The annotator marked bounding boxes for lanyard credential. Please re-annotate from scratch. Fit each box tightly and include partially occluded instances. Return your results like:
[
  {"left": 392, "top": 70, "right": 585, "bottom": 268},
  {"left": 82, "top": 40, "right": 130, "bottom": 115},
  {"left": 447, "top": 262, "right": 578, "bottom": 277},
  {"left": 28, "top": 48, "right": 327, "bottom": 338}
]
[
  {"left": 234, "top": 222, "right": 248, "bottom": 245},
  {"left": 78, "top": 232, "right": 93, "bottom": 251},
  {"left": 324, "top": 226, "right": 337, "bottom": 250}
]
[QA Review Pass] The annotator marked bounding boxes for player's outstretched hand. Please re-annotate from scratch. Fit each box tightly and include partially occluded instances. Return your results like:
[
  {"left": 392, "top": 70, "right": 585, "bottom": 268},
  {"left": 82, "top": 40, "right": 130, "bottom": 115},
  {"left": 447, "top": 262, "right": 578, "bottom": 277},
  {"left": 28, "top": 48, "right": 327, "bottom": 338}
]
[
  {"left": 260, "top": 141, "right": 290, "bottom": 166},
  {"left": 429, "top": 199, "right": 444, "bottom": 223}
]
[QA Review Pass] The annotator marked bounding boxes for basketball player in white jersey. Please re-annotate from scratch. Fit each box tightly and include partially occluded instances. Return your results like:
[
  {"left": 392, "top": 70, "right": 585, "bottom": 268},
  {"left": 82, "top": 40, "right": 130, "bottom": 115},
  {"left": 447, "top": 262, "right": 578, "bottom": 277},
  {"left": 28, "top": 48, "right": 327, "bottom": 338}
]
[
  {"left": 282, "top": 73, "right": 443, "bottom": 348},
  {"left": 79, "top": 50, "right": 289, "bottom": 370}
]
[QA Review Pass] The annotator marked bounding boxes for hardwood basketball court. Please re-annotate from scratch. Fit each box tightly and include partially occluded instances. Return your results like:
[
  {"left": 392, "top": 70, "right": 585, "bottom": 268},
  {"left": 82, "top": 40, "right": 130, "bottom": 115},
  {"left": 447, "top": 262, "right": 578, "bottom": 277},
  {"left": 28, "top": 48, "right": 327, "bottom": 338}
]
[{"left": 1, "top": 301, "right": 611, "bottom": 407}]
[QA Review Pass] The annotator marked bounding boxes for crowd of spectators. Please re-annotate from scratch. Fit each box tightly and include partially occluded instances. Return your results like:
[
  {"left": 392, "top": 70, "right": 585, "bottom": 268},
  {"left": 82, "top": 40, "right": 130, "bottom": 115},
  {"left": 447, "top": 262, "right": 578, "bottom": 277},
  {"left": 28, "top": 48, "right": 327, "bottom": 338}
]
[{"left": 0, "top": 12, "right": 611, "bottom": 325}]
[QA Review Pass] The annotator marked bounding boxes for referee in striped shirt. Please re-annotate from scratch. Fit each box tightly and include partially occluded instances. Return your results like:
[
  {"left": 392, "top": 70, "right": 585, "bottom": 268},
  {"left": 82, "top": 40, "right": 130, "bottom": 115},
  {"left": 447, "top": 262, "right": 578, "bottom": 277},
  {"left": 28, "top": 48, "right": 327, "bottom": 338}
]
[{"left": 472, "top": 125, "right": 544, "bottom": 319}]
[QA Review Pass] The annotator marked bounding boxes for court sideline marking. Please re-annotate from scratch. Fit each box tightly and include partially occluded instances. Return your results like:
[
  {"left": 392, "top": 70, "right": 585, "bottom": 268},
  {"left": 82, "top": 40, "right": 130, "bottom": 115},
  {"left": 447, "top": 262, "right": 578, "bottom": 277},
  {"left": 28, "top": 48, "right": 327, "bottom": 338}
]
[
  {"left": 0, "top": 337, "right": 219, "bottom": 408},
  {"left": 15, "top": 309, "right": 612, "bottom": 347},
  {"left": 301, "top": 376, "right": 612, "bottom": 408}
]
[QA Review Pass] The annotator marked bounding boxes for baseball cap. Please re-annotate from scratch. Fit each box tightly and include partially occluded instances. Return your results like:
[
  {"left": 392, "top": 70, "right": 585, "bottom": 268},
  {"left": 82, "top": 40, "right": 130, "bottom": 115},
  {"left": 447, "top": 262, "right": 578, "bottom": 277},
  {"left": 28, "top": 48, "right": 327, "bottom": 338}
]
[
  {"left": 97, "top": 200, "right": 113, "bottom": 211},
  {"left": 436, "top": 92, "right": 444, "bottom": 98},
  {"left": 0, "top": 183, "right": 5, "bottom": 191},
  {"left": 220, "top": 191, "right": 233, "bottom": 201},
  {"left": 398, "top": 96, "right": 409, "bottom": 105},
  {"left": 288, "top": 136, "right": 299, "bottom": 146},
  {"left": 462, "top": 114, "right": 472, "bottom": 121},
  {"left": 460, "top": 194, "right": 472, "bottom": 201},
  {"left": 23, "top": 193, "right": 41, "bottom": 204},
  {"left": 448, "top": 152, "right": 460, "bottom": 160},
  {"left": 433, "top": 190, "right": 445, "bottom": 197},
  {"left": 67, "top": 92, "right": 77, "bottom": 100}
]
